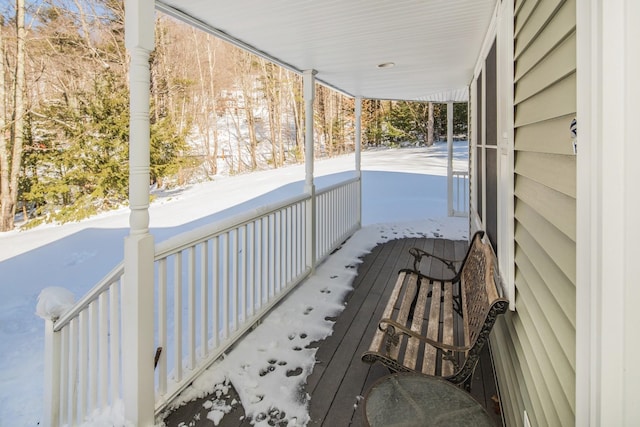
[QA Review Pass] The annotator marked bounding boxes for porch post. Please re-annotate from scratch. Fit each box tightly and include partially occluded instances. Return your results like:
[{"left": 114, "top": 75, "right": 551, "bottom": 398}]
[
  {"left": 447, "top": 101, "right": 454, "bottom": 216},
  {"left": 355, "top": 96, "right": 362, "bottom": 227},
  {"left": 303, "top": 70, "right": 317, "bottom": 269},
  {"left": 42, "top": 319, "right": 61, "bottom": 426},
  {"left": 123, "top": 0, "right": 155, "bottom": 425}
]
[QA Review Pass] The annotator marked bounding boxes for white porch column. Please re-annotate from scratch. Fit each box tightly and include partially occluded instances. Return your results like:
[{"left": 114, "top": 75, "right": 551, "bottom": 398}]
[
  {"left": 42, "top": 319, "right": 61, "bottom": 426},
  {"left": 303, "top": 70, "right": 316, "bottom": 269},
  {"left": 355, "top": 97, "right": 362, "bottom": 227},
  {"left": 123, "top": 0, "right": 155, "bottom": 425},
  {"left": 446, "top": 102, "right": 454, "bottom": 216},
  {"left": 355, "top": 97, "right": 362, "bottom": 177}
]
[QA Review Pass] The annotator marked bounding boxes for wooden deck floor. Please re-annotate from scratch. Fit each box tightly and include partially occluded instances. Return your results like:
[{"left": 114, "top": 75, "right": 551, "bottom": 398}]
[{"left": 163, "top": 237, "right": 503, "bottom": 427}]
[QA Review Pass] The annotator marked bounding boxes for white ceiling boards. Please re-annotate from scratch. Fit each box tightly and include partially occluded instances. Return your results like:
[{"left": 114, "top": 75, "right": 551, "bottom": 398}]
[{"left": 156, "top": 0, "right": 497, "bottom": 101}]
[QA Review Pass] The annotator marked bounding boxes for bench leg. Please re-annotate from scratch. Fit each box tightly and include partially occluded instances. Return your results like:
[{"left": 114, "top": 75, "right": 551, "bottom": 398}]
[{"left": 462, "top": 374, "right": 473, "bottom": 392}]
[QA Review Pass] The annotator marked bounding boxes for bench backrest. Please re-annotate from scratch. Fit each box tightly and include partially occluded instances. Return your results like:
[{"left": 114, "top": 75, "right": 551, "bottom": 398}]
[{"left": 454, "top": 235, "right": 508, "bottom": 385}]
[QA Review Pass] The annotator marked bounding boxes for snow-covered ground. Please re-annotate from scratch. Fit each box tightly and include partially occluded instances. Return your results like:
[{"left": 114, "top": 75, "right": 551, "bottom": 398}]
[{"left": 0, "top": 141, "right": 468, "bottom": 426}]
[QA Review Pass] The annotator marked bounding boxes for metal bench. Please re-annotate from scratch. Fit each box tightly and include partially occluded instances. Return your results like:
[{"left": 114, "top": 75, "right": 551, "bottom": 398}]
[{"left": 361, "top": 231, "right": 508, "bottom": 390}]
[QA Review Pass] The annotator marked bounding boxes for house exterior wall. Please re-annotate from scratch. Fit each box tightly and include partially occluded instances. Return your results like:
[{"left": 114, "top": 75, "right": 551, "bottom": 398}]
[{"left": 487, "top": 0, "right": 577, "bottom": 426}]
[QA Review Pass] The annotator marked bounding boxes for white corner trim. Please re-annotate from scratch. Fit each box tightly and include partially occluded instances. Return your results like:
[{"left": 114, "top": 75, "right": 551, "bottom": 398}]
[
  {"left": 496, "top": 0, "right": 516, "bottom": 310},
  {"left": 576, "top": 0, "right": 640, "bottom": 425}
]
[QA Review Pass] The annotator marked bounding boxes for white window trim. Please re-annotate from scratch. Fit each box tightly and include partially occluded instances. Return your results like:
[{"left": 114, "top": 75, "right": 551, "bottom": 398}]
[
  {"left": 496, "top": 0, "right": 515, "bottom": 310},
  {"left": 470, "top": 1, "right": 516, "bottom": 309}
]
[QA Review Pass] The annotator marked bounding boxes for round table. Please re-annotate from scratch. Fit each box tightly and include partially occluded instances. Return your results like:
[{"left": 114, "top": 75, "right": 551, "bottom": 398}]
[{"left": 363, "top": 373, "right": 496, "bottom": 427}]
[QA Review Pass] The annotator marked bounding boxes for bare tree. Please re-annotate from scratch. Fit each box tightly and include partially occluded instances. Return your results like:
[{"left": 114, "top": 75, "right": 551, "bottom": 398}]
[
  {"left": 234, "top": 50, "right": 258, "bottom": 170},
  {"left": 0, "top": 15, "right": 10, "bottom": 230},
  {"left": 0, "top": 0, "right": 26, "bottom": 231},
  {"left": 427, "top": 101, "right": 435, "bottom": 146},
  {"left": 260, "top": 58, "right": 285, "bottom": 167}
]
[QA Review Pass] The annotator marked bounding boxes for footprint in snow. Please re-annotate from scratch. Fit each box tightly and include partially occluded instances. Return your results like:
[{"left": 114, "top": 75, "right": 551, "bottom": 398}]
[{"left": 286, "top": 367, "right": 303, "bottom": 377}]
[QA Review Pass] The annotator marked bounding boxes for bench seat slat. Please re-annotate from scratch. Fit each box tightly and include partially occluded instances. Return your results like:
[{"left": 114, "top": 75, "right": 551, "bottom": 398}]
[
  {"left": 390, "top": 273, "right": 419, "bottom": 361},
  {"left": 368, "top": 271, "right": 407, "bottom": 353},
  {"left": 421, "top": 282, "right": 441, "bottom": 375},
  {"left": 441, "top": 281, "right": 455, "bottom": 376},
  {"left": 405, "top": 278, "right": 431, "bottom": 370}
]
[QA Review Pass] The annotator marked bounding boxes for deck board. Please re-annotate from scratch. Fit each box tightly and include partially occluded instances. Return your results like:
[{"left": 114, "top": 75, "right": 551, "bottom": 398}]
[{"left": 162, "top": 237, "right": 503, "bottom": 427}]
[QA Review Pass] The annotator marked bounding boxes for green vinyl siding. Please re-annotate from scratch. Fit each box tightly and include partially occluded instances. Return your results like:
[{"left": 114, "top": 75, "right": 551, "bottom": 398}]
[
  {"left": 491, "top": 0, "right": 576, "bottom": 426},
  {"left": 514, "top": 0, "right": 575, "bottom": 79},
  {"left": 515, "top": 151, "right": 576, "bottom": 198},
  {"left": 513, "top": 114, "right": 575, "bottom": 155}
]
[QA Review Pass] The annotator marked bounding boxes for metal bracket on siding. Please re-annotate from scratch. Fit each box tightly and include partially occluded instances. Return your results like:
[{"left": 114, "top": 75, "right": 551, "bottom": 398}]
[{"left": 570, "top": 117, "right": 577, "bottom": 155}]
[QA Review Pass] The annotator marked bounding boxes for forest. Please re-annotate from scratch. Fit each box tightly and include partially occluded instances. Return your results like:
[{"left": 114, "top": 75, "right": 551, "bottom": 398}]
[{"left": 0, "top": 0, "right": 467, "bottom": 232}]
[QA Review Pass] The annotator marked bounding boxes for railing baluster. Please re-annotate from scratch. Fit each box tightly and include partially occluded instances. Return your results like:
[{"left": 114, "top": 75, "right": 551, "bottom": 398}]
[
  {"left": 268, "top": 214, "right": 275, "bottom": 298},
  {"left": 247, "top": 222, "right": 255, "bottom": 317},
  {"left": 242, "top": 224, "right": 248, "bottom": 321},
  {"left": 212, "top": 236, "right": 219, "bottom": 348},
  {"left": 174, "top": 252, "right": 183, "bottom": 383},
  {"left": 222, "top": 233, "right": 229, "bottom": 338},
  {"left": 89, "top": 301, "right": 98, "bottom": 410},
  {"left": 233, "top": 229, "right": 239, "bottom": 330},
  {"left": 278, "top": 209, "right": 285, "bottom": 289},
  {"left": 78, "top": 310, "right": 88, "bottom": 420},
  {"left": 60, "top": 326, "right": 69, "bottom": 424},
  {"left": 276, "top": 212, "right": 282, "bottom": 292},
  {"left": 188, "top": 246, "right": 196, "bottom": 370},
  {"left": 200, "top": 243, "right": 209, "bottom": 359},
  {"left": 99, "top": 293, "right": 108, "bottom": 407},
  {"left": 256, "top": 219, "right": 263, "bottom": 307},
  {"left": 292, "top": 204, "right": 298, "bottom": 278},
  {"left": 69, "top": 318, "right": 78, "bottom": 425},
  {"left": 286, "top": 206, "right": 292, "bottom": 283},
  {"left": 110, "top": 281, "right": 121, "bottom": 404},
  {"left": 157, "top": 259, "right": 167, "bottom": 396}
]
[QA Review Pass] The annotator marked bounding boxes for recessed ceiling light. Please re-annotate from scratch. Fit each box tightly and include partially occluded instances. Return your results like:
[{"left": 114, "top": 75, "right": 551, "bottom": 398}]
[{"left": 377, "top": 62, "right": 395, "bottom": 69}]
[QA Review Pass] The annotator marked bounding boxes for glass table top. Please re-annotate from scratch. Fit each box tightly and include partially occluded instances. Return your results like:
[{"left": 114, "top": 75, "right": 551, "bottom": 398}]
[{"left": 364, "top": 373, "right": 496, "bottom": 427}]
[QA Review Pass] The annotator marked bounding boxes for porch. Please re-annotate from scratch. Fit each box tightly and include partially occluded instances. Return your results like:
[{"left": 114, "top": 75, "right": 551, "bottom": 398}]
[
  {"left": 163, "top": 236, "right": 502, "bottom": 426},
  {"left": 39, "top": 1, "right": 495, "bottom": 425}
]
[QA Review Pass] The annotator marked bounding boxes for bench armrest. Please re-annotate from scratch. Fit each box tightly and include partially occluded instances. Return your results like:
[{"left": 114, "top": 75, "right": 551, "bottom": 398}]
[
  {"left": 379, "top": 318, "right": 470, "bottom": 353},
  {"left": 408, "top": 247, "right": 461, "bottom": 276}
]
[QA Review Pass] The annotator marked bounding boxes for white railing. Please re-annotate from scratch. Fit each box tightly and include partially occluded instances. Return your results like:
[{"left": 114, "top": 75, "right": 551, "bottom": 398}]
[
  {"left": 44, "top": 264, "right": 124, "bottom": 426},
  {"left": 315, "top": 177, "right": 361, "bottom": 262},
  {"left": 452, "top": 170, "right": 469, "bottom": 217},
  {"left": 43, "top": 176, "right": 361, "bottom": 426}
]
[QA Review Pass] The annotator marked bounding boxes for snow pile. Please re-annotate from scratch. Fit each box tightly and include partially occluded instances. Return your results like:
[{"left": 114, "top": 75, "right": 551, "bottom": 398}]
[
  {"left": 78, "top": 399, "right": 133, "bottom": 427},
  {"left": 35, "top": 287, "right": 75, "bottom": 321}
]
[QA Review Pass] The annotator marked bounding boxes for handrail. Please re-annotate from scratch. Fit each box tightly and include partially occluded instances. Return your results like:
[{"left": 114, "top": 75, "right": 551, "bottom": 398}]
[
  {"left": 155, "top": 192, "right": 309, "bottom": 258},
  {"left": 54, "top": 262, "right": 124, "bottom": 331},
  {"left": 315, "top": 175, "right": 359, "bottom": 195}
]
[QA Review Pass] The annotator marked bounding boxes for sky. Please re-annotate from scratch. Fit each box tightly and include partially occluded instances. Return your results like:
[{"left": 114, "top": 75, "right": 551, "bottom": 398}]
[{"left": 0, "top": 141, "right": 468, "bottom": 426}]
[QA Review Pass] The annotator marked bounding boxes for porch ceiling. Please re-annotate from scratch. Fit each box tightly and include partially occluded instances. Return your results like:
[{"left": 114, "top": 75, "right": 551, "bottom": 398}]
[{"left": 155, "top": 0, "right": 497, "bottom": 102}]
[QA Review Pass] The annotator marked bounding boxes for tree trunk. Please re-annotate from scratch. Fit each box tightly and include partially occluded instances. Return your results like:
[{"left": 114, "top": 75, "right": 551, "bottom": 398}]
[
  {"left": 427, "top": 102, "right": 435, "bottom": 146},
  {"left": 290, "top": 77, "right": 305, "bottom": 161},
  {"left": 261, "top": 59, "right": 280, "bottom": 167},
  {"left": 205, "top": 35, "right": 220, "bottom": 175},
  {"left": 0, "top": 13, "right": 12, "bottom": 230},
  {"left": 1, "top": 0, "right": 26, "bottom": 231}
]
